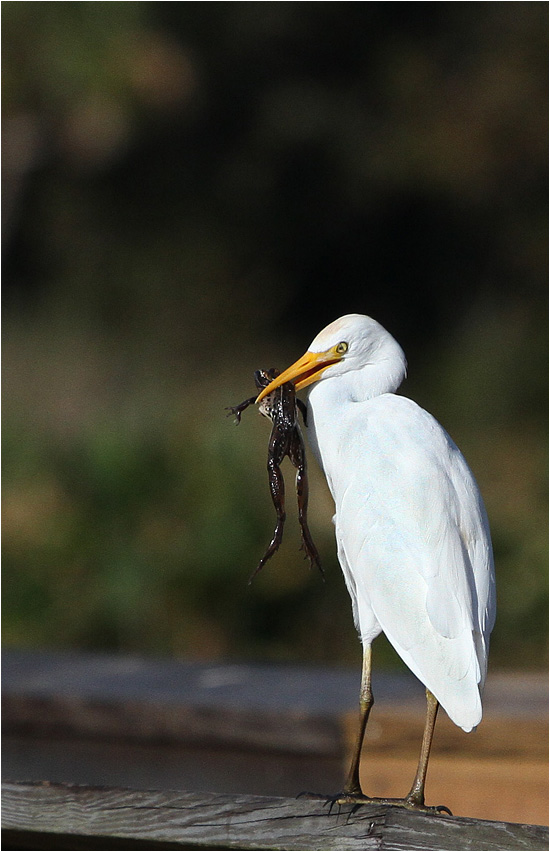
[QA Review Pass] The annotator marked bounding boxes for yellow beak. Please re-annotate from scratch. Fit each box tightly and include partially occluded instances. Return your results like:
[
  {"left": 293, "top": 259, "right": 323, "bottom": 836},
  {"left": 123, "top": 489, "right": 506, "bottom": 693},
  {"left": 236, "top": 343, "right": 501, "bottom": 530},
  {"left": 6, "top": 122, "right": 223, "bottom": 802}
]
[{"left": 256, "top": 349, "right": 342, "bottom": 403}]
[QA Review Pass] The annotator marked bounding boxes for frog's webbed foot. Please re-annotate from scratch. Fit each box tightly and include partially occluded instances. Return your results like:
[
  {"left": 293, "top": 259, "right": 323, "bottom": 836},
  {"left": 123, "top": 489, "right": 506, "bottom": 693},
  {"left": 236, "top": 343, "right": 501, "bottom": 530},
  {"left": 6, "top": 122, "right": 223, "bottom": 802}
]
[
  {"left": 299, "top": 533, "right": 324, "bottom": 578},
  {"left": 248, "top": 520, "right": 285, "bottom": 584}
]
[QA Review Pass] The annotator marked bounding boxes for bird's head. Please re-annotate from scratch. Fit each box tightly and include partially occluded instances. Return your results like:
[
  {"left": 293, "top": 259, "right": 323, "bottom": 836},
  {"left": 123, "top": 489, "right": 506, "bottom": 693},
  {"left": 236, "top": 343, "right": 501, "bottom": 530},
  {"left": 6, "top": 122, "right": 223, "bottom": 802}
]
[{"left": 256, "top": 314, "right": 407, "bottom": 404}]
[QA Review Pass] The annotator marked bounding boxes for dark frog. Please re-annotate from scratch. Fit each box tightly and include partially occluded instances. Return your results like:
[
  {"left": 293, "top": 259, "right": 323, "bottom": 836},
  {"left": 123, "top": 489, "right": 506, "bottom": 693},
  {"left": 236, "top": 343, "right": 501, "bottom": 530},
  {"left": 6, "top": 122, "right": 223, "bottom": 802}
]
[{"left": 227, "top": 369, "right": 322, "bottom": 582}]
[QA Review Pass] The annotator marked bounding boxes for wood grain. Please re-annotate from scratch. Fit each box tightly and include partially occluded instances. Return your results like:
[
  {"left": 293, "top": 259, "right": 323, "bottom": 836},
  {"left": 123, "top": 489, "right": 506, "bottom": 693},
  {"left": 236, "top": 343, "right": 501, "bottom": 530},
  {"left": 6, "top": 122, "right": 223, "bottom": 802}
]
[
  {"left": 3, "top": 650, "right": 547, "bottom": 827},
  {"left": 2, "top": 781, "right": 549, "bottom": 851}
]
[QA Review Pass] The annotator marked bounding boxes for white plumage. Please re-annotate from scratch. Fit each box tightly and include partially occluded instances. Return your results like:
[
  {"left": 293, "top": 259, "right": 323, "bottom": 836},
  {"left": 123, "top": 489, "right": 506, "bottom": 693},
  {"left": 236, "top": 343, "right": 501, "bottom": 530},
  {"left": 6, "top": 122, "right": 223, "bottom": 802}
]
[{"left": 257, "top": 313, "right": 496, "bottom": 809}]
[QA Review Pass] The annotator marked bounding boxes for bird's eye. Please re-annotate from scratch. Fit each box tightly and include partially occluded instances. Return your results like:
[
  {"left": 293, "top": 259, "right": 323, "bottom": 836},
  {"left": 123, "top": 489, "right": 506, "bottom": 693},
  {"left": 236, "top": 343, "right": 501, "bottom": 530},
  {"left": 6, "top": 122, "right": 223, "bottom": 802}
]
[{"left": 335, "top": 341, "right": 348, "bottom": 355}]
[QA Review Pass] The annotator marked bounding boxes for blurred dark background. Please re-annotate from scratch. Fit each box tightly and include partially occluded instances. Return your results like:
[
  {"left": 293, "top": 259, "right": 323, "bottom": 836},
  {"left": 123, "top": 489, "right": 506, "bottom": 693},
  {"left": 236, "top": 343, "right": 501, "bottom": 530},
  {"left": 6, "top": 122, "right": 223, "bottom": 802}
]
[{"left": 3, "top": 2, "right": 547, "bottom": 672}]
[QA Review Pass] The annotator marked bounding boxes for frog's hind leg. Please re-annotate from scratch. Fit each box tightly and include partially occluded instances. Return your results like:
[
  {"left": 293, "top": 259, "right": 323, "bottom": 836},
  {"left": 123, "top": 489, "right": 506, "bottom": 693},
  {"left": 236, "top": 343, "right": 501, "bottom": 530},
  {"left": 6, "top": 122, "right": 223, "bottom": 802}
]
[
  {"left": 290, "top": 433, "right": 323, "bottom": 576},
  {"left": 249, "top": 439, "right": 287, "bottom": 583}
]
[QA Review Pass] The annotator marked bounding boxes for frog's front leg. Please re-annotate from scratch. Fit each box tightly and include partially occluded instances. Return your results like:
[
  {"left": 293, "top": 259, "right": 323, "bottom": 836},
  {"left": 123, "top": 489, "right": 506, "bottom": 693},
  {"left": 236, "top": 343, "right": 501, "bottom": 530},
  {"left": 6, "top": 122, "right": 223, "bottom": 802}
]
[
  {"left": 289, "top": 431, "right": 323, "bottom": 576},
  {"left": 297, "top": 398, "right": 308, "bottom": 426},
  {"left": 248, "top": 431, "right": 288, "bottom": 583},
  {"left": 225, "top": 396, "right": 256, "bottom": 424}
]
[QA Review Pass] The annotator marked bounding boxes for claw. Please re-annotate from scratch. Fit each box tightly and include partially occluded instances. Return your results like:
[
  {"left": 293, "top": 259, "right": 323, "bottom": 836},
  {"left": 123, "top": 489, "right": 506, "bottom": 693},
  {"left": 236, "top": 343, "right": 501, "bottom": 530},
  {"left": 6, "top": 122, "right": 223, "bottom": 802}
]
[
  {"left": 434, "top": 804, "right": 453, "bottom": 816},
  {"left": 298, "top": 790, "right": 452, "bottom": 817},
  {"left": 347, "top": 803, "right": 364, "bottom": 822},
  {"left": 325, "top": 798, "right": 339, "bottom": 817}
]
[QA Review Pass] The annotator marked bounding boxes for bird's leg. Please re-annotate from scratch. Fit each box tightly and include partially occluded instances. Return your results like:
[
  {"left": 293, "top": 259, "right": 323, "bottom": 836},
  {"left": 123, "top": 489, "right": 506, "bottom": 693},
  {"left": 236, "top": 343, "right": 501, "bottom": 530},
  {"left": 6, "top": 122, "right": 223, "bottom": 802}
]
[
  {"left": 343, "top": 643, "right": 374, "bottom": 796},
  {"left": 404, "top": 689, "right": 439, "bottom": 808},
  {"left": 290, "top": 432, "right": 323, "bottom": 576},
  {"left": 298, "top": 644, "right": 373, "bottom": 804},
  {"left": 321, "top": 674, "right": 450, "bottom": 815},
  {"left": 248, "top": 436, "right": 287, "bottom": 582},
  {"left": 300, "top": 657, "right": 451, "bottom": 815}
]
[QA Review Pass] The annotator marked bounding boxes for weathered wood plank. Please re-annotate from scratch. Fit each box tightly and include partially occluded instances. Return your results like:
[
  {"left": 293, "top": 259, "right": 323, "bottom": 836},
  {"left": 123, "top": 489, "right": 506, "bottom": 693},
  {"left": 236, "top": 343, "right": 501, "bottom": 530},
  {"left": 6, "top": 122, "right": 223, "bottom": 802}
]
[
  {"left": 2, "top": 782, "right": 548, "bottom": 851},
  {"left": 3, "top": 650, "right": 548, "bottom": 826},
  {"left": 2, "top": 828, "right": 188, "bottom": 850},
  {"left": 3, "top": 649, "right": 547, "bottom": 758}
]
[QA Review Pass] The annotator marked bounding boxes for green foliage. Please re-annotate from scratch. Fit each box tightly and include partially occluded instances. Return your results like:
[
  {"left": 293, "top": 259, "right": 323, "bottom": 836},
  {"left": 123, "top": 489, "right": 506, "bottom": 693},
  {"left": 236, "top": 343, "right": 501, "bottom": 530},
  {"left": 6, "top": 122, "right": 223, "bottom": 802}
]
[
  {"left": 2, "top": 389, "right": 355, "bottom": 661},
  {"left": 3, "top": 2, "right": 547, "bottom": 668}
]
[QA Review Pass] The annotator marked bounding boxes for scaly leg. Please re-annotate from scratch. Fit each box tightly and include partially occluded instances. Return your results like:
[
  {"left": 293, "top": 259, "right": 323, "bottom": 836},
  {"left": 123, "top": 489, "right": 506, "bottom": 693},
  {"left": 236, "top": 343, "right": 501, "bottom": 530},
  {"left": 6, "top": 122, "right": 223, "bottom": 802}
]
[
  {"left": 343, "top": 643, "right": 374, "bottom": 796},
  {"left": 299, "top": 644, "right": 374, "bottom": 804},
  {"left": 405, "top": 689, "right": 439, "bottom": 808},
  {"left": 300, "top": 657, "right": 451, "bottom": 815},
  {"left": 330, "top": 684, "right": 450, "bottom": 815}
]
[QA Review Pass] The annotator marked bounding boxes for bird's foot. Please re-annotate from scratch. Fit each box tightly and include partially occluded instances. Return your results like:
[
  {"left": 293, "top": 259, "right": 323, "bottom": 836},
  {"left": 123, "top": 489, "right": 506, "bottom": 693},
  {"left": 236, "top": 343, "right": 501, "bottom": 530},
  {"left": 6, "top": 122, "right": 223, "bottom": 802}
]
[{"left": 298, "top": 790, "right": 451, "bottom": 816}]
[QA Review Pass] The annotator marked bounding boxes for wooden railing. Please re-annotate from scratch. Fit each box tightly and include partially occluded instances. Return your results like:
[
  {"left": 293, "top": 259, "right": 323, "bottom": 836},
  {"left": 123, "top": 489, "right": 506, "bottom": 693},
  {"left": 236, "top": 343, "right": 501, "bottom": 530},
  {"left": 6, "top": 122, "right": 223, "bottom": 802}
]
[
  {"left": 2, "top": 649, "right": 548, "bottom": 850},
  {"left": 3, "top": 781, "right": 548, "bottom": 851}
]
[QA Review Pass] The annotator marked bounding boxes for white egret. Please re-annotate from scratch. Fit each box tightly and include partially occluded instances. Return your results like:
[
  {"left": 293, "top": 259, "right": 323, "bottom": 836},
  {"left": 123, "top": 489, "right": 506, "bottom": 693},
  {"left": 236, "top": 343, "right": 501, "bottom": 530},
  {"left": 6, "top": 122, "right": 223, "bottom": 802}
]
[{"left": 256, "top": 314, "right": 496, "bottom": 812}]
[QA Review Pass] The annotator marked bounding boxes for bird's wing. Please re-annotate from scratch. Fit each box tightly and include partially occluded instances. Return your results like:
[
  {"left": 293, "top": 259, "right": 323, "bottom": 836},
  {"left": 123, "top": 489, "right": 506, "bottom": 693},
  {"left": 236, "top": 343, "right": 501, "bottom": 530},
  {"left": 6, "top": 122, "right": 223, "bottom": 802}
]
[{"left": 330, "top": 395, "right": 495, "bottom": 731}]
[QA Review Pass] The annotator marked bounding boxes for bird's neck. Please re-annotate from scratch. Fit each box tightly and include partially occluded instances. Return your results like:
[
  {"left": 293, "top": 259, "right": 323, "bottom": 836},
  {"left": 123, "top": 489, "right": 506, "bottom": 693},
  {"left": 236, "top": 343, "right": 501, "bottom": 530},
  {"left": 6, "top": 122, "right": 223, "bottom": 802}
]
[
  {"left": 304, "top": 353, "right": 407, "bottom": 478},
  {"left": 309, "top": 351, "right": 407, "bottom": 410}
]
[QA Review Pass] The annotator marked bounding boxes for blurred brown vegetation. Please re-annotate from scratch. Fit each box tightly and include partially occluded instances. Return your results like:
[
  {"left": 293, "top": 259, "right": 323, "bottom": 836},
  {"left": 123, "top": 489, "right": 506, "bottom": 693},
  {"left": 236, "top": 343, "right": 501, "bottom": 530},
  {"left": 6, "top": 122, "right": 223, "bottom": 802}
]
[{"left": 2, "top": 3, "right": 547, "bottom": 671}]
